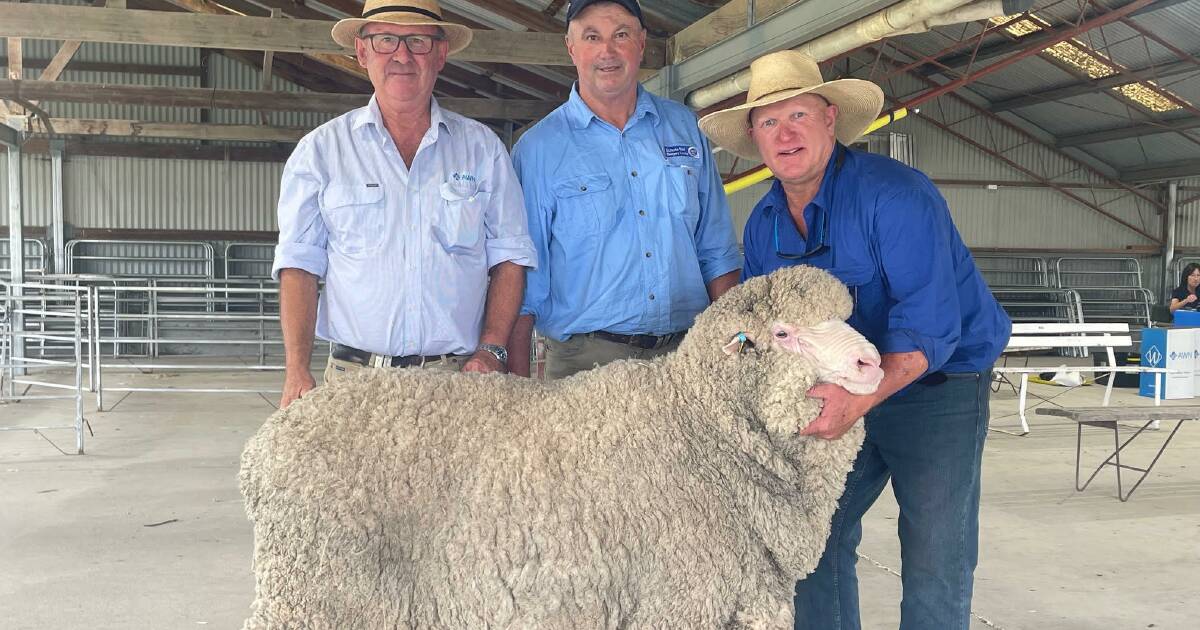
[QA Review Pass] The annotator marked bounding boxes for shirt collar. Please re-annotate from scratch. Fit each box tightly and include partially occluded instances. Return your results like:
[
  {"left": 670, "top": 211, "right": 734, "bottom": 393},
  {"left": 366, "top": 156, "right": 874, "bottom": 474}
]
[
  {"left": 564, "top": 83, "right": 659, "bottom": 131},
  {"left": 352, "top": 95, "right": 450, "bottom": 142}
]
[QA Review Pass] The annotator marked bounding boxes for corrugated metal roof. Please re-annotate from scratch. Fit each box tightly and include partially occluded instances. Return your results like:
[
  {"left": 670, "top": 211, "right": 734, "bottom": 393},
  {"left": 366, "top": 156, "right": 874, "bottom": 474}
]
[
  {"left": 1083, "top": 132, "right": 1200, "bottom": 170},
  {"left": 883, "top": 0, "right": 1200, "bottom": 179}
]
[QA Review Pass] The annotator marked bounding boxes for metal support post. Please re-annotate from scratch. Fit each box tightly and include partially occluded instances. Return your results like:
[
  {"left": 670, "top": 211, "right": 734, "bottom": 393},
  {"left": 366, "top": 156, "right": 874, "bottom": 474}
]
[
  {"left": 49, "top": 138, "right": 66, "bottom": 274},
  {"left": 1164, "top": 181, "right": 1178, "bottom": 302},
  {"left": 74, "top": 295, "right": 84, "bottom": 454},
  {"left": 6, "top": 140, "right": 24, "bottom": 375}
]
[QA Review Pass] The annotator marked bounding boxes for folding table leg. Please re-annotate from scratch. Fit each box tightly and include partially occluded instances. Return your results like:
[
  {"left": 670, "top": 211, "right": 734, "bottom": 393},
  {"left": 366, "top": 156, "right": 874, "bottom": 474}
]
[
  {"left": 1075, "top": 419, "right": 1187, "bottom": 501},
  {"left": 1153, "top": 373, "right": 1161, "bottom": 430},
  {"left": 1018, "top": 374, "right": 1030, "bottom": 435}
]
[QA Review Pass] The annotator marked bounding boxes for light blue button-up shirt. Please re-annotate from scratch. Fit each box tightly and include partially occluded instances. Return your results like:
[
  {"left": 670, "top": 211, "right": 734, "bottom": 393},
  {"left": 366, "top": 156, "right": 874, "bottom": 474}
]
[
  {"left": 272, "top": 96, "right": 537, "bottom": 357},
  {"left": 513, "top": 85, "right": 741, "bottom": 341}
]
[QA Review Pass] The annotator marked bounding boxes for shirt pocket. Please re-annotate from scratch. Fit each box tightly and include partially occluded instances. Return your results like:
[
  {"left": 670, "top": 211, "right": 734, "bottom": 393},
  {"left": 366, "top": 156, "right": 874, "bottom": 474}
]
[
  {"left": 319, "top": 183, "right": 386, "bottom": 256},
  {"left": 827, "top": 264, "right": 875, "bottom": 307},
  {"left": 829, "top": 263, "right": 882, "bottom": 330},
  {"left": 552, "top": 173, "right": 615, "bottom": 239},
  {"left": 663, "top": 158, "right": 701, "bottom": 232},
  {"left": 433, "top": 182, "right": 487, "bottom": 255}
]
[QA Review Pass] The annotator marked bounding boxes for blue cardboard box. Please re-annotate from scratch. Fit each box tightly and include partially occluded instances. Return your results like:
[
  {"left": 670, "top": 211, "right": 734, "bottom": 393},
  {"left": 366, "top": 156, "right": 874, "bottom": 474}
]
[
  {"left": 1139, "top": 327, "right": 1196, "bottom": 399},
  {"left": 1174, "top": 309, "right": 1200, "bottom": 327}
]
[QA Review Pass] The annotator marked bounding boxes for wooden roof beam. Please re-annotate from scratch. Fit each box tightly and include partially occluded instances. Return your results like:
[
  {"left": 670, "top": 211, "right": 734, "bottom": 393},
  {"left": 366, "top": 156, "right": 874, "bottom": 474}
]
[
  {"left": 0, "top": 79, "right": 558, "bottom": 119},
  {"left": 0, "top": 3, "right": 666, "bottom": 67},
  {"left": 0, "top": 56, "right": 205, "bottom": 78}
]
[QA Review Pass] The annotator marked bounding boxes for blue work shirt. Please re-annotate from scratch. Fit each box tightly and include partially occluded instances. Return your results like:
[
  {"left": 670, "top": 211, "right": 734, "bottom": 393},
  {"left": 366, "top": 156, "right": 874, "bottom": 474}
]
[
  {"left": 513, "top": 85, "right": 742, "bottom": 341},
  {"left": 272, "top": 96, "right": 537, "bottom": 357},
  {"left": 742, "top": 144, "right": 1010, "bottom": 376}
]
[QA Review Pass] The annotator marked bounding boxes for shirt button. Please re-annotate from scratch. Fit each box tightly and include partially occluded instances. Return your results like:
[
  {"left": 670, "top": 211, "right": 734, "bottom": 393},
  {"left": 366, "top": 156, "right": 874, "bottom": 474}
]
[
  {"left": 645, "top": 251, "right": 652, "bottom": 258},
  {"left": 638, "top": 209, "right": 646, "bottom": 216},
  {"left": 580, "top": 185, "right": 588, "bottom": 191},
  {"left": 631, "top": 170, "right": 638, "bottom": 177},
  {"left": 648, "top": 293, "right": 655, "bottom": 300}
]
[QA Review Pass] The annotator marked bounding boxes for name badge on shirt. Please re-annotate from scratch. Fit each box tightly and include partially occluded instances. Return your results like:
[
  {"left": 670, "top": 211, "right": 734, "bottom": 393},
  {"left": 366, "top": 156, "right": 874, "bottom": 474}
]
[{"left": 663, "top": 145, "right": 700, "bottom": 159}]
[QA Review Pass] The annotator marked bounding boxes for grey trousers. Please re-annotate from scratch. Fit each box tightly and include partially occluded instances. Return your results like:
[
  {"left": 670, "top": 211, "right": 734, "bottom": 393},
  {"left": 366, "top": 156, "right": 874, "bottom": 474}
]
[{"left": 543, "top": 334, "right": 682, "bottom": 380}]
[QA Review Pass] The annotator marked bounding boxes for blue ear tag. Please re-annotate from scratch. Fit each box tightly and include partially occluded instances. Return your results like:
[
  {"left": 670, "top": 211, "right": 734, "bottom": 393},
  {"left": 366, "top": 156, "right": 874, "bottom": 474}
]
[{"left": 722, "top": 331, "right": 751, "bottom": 355}]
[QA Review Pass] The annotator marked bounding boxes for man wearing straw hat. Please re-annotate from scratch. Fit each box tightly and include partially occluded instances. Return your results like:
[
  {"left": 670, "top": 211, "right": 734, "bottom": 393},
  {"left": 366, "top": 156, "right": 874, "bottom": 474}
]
[
  {"left": 507, "top": 0, "right": 741, "bottom": 379},
  {"left": 272, "top": 0, "right": 536, "bottom": 409},
  {"left": 699, "top": 50, "right": 1010, "bottom": 629}
]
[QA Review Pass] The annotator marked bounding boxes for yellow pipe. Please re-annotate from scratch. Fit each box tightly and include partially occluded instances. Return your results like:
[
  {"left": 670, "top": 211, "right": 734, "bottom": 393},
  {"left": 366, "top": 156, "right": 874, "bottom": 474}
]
[{"left": 723, "top": 107, "right": 910, "bottom": 195}]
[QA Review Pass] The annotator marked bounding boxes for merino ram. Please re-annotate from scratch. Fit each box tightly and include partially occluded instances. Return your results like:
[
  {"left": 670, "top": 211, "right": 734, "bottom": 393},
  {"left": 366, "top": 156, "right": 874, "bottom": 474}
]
[{"left": 240, "top": 265, "right": 883, "bottom": 629}]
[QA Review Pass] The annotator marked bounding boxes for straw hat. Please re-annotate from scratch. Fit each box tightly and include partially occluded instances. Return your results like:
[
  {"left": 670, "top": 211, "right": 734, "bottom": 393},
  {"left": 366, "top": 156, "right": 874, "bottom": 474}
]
[
  {"left": 331, "top": 0, "right": 473, "bottom": 56},
  {"left": 698, "top": 51, "right": 885, "bottom": 160}
]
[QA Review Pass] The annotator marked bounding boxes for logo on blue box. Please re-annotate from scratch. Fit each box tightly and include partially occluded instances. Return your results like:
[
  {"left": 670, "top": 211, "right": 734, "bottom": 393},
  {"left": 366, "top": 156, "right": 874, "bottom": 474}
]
[{"left": 1144, "top": 344, "right": 1162, "bottom": 366}]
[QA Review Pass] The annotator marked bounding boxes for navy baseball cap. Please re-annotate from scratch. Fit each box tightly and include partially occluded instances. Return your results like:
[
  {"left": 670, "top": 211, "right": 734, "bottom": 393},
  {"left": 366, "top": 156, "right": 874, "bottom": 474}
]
[{"left": 566, "top": 0, "right": 646, "bottom": 27}]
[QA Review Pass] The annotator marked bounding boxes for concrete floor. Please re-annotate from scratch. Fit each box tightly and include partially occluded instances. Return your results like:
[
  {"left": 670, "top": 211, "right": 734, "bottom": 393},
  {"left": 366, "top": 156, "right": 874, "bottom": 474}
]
[{"left": 1, "top": 360, "right": 1197, "bottom": 629}]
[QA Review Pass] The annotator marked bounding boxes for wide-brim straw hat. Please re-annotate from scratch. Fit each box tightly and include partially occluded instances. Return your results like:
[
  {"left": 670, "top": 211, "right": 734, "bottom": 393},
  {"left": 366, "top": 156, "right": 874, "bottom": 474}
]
[
  {"left": 331, "top": 0, "right": 473, "bottom": 56},
  {"left": 698, "top": 51, "right": 885, "bottom": 161}
]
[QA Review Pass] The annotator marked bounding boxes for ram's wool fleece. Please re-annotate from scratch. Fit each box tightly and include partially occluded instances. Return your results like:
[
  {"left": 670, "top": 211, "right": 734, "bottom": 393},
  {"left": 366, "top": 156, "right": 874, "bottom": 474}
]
[{"left": 241, "top": 265, "right": 876, "bottom": 629}]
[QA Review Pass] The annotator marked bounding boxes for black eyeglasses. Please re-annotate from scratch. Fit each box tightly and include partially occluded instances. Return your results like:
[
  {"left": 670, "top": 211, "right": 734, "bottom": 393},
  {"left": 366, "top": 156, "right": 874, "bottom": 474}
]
[{"left": 360, "top": 33, "right": 445, "bottom": 55}]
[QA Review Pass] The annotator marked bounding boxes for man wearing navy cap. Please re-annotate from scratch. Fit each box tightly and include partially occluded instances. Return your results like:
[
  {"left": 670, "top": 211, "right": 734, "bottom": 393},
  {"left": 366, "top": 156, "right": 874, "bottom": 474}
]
[{"left": 508, "top": 0, "right": 741, "bottom": 378}]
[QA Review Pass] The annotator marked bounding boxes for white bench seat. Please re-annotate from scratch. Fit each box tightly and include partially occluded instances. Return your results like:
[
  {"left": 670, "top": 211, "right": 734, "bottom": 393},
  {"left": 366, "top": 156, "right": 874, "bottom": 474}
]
[{"left": 992, "top": 323, "right": 1170, "bottom": 434}]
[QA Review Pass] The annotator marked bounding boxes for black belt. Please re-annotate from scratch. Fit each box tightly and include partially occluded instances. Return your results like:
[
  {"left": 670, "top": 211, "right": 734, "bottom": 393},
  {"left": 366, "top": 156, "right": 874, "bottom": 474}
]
[
  {"left": 587, "top": 330, "right": 683, "bottom": 350},
  {"left": 331, "top": 342, "right": 459, "bottom": 368},
  {"left": 917, "top": 371, "right": 947, "bottom": 386}
]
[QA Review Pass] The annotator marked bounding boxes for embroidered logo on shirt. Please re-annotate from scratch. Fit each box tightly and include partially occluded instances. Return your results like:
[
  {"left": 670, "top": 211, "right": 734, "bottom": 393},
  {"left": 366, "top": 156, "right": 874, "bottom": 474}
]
[
  {"left": 664, "top": 145, "right": 699, "bottom": 159},
  {"left": 451, "top": 171, "right": 476, "bottom": 183}
]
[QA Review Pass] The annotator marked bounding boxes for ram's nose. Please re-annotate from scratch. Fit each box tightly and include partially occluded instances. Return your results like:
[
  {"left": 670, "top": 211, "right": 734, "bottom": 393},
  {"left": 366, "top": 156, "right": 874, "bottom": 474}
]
[{"left": 842, "top": 347, "right": 883, "bottom": 395}]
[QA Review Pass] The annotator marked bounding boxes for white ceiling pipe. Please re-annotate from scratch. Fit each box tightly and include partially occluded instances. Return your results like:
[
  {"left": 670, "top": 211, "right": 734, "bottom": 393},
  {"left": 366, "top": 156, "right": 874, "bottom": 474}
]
[
  {"left": 685, "top": 0, "right": 1033, "bottom": 110},
  {"left": 888, "top": 0, "right": 1029, "bottom": 36}
]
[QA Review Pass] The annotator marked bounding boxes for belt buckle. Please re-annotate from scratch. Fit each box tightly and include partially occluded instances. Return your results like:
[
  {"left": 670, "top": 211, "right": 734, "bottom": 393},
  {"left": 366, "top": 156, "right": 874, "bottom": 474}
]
[{"left": 369, "top": 354, "right": 391, "bottom": 368}]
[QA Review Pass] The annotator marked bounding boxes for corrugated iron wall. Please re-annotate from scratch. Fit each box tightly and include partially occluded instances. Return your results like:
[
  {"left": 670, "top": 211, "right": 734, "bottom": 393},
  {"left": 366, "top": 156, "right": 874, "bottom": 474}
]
[
  {"left": 0, "top": 151, "right": 282, "bottom": 232},
  {"left": 65, "top": 156, "right": 282, "bottom": 231},
  {"left": 0, "top": 152, "right": 54, "bottom": 227},
  {"left": 1173, "top": 176, "right": 1200, "bottom": 249},
  {"left": 885, "top": 113, "right": 1161, "bottom": 251}
]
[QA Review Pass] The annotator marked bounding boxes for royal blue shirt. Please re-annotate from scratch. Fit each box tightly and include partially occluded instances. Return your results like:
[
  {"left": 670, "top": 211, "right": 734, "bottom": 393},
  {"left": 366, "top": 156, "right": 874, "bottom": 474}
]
[
  {"left": 513, "top": 85, "right": 742, "bottom": 341},
  {"left": 742, "top": 145, "right": 1010, "bottom": 376}
]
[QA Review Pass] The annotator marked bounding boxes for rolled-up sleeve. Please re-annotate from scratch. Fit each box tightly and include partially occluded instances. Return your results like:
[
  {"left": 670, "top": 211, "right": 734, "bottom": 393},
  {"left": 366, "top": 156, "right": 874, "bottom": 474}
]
[
  {"left": 483, "top": 136, "right": 537, "bottom": 270},
  {"left": 272, "top": 138, "right": 329, "bottom": 280},
  {"left": 874, "top": 188, "right": 962, "bottom": 373},
  {"left": 693, "top": 134, "right": 742, "bottom": 284},
  {"left": 512, "top": 141, "right": 552, "bottom": 320}
]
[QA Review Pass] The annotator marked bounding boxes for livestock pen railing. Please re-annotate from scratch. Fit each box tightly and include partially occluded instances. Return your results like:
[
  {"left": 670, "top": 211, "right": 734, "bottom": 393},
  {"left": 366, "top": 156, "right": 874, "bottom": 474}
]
[
  {"left": 8, "top": 275, "right": 326, "bottom": 411},
  {"left": 975, "top": 254, "right": 1051, "bottom": 288},
  {"left": 88, "top": 280, "right": 293, "bottom": 411},
  {"left": 0, "top": 280, "right": 87, "bottom": 454},
  {"left": 0, "top": 238, "right": 48, "bottom": 279},
  {"left": 1053, "top": 257, "right": 1153, "bottom": 327},
  {"left": 65, "top": 239, "right": 215, "bottom": 278},
  {"left": 223, "top": 242, "right": 275, "bottom": 279}
]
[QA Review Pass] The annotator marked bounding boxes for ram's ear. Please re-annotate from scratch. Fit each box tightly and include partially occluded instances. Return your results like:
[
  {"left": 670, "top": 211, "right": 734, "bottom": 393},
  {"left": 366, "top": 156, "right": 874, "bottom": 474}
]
[{"left": 721, "top": 331, "right": 757, "bottom": 356}]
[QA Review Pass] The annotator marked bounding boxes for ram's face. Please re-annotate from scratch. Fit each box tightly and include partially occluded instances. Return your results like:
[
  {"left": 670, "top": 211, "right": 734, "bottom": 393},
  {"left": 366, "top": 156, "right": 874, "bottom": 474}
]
[{"left": 769, "top": 320, "right": 883, "bottom": 395}]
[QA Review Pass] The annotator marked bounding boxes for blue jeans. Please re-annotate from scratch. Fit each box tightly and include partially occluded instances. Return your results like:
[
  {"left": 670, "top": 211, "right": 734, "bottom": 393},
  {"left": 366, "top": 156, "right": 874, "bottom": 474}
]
[{"left": 794, "top": 372, "right": 991, "bottom": 630}]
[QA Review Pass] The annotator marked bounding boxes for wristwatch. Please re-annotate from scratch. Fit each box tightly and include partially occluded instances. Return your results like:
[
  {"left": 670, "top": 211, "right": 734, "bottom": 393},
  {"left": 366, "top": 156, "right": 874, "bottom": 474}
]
[{"left": 478, "top": 343, "right": 508, "bottom": 365}]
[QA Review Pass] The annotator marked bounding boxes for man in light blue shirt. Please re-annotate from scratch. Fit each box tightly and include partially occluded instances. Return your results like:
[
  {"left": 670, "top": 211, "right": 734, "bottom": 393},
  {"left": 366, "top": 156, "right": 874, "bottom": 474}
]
[
  {"left": 273, "top": 1, "right": 536, "bottom": 408},
  {"left": 508, "top": 0, "right": 741, "bottom": 379}
]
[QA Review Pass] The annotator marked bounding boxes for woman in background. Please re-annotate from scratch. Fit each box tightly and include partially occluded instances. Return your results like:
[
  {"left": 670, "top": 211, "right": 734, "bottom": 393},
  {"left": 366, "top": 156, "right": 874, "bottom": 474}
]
[{"left": 1169, "top": 263, "right": 1200, "bottom": 313}]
